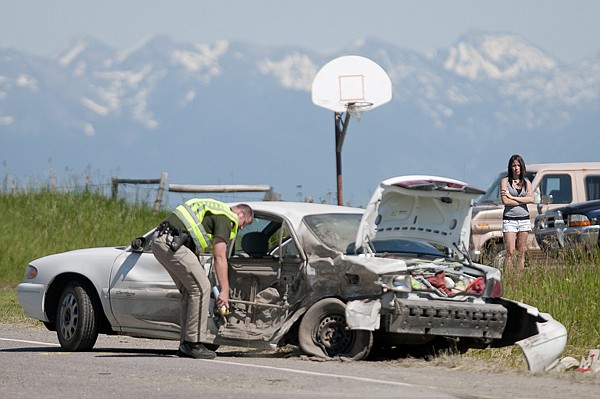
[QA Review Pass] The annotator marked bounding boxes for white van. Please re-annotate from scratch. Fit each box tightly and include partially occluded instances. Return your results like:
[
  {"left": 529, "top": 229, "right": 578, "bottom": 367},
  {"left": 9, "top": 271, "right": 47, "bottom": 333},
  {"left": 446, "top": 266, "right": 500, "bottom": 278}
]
[{"left": 469, "top": 162, "right": 600, "bottom": 263}]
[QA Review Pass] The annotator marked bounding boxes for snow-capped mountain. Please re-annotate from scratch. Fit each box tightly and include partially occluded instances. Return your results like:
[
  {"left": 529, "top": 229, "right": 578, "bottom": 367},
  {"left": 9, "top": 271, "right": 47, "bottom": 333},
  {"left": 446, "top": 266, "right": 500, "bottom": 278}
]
[{"left": 1, "top": 32, "right": 599, "bottom": 206}]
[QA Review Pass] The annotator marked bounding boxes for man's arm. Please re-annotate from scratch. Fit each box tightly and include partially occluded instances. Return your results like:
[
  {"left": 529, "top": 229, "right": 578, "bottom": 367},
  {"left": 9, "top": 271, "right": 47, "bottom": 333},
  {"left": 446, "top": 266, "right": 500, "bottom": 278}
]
[{"left": 212, "top": 237, "right": 230, "bottom": 309}]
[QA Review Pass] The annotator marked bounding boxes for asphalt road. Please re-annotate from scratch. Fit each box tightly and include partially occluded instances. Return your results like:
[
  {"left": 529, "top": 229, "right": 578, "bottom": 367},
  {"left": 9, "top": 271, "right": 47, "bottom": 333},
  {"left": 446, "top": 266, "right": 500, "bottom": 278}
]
[{"left": 1, "top": 323, "right": 597, "bottom": 399}]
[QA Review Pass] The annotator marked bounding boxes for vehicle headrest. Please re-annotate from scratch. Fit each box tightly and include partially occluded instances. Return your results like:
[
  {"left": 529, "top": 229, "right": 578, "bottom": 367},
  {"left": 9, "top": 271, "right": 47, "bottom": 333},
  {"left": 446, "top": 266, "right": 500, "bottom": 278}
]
[{"left": 241, "top": 232, "right": 269, "bottom": 257}]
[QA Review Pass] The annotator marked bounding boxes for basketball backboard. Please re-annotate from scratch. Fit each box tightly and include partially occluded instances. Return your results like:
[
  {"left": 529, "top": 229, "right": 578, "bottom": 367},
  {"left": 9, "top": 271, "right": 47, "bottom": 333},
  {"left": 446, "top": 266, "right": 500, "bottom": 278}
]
[{"left": 311, "top": 55, "right": 392, "bottom": 113}]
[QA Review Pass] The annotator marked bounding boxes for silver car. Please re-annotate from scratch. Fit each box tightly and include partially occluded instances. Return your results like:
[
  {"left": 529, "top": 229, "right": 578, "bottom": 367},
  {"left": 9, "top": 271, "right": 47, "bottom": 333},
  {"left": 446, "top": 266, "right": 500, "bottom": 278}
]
[{"left": 17, "top": 175, "right": 567, "bottom": 371}]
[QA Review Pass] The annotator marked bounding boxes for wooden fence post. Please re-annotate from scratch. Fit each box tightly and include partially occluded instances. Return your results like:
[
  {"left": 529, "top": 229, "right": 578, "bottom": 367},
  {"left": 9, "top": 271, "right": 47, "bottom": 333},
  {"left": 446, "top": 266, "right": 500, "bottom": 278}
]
[
  {"left": 111, "top": 177, "right": 118, "bottom": 201},
  {"left": 154, "top": 172, "right": 168, "bottom": 212},
  {"left": 111, "top": 174, "right": 168, "bottom": 211}
]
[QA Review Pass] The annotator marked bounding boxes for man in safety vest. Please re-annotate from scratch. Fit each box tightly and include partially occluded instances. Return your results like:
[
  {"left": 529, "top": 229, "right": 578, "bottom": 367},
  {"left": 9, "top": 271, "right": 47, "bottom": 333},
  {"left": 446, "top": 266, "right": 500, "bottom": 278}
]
[{"left": 152, "top": 199, "right": 254, "bottom": 359}]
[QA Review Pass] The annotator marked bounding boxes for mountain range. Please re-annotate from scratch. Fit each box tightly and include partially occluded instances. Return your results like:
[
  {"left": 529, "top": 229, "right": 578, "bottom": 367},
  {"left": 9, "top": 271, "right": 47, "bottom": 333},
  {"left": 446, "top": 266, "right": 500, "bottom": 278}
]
[{"left": 1, "top": 31, "right": 599, "bottom": 207}]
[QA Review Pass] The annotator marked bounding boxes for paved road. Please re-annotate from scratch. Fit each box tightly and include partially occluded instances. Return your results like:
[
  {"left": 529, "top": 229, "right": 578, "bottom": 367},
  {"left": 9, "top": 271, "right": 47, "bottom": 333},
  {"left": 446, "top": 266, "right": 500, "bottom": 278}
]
[{"left": 1, "top": 323, "right": 597, "bottom": 398}]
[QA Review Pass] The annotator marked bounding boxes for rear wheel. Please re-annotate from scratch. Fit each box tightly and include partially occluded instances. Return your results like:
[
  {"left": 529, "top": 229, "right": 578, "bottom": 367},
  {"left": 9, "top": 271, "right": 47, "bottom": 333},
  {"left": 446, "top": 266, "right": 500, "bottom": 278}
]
[
  {"left": 493, "top": 250, "right": 506, "bottom": 270},
  {"left": 298, "top": 298, "right": 372, "bottom": 360},
  {"left": 56, "top": 281, "right": 100, "bottom": 351},
  {"left": 482, "top": 241, "right": 505, "bottom": 266}
]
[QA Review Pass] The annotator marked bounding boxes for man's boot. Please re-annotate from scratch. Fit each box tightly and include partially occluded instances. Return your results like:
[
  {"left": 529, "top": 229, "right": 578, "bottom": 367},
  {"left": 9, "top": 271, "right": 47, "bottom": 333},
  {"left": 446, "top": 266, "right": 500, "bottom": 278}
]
[{"left": 177, "top": 341, "right": 217, "bottom": 359}]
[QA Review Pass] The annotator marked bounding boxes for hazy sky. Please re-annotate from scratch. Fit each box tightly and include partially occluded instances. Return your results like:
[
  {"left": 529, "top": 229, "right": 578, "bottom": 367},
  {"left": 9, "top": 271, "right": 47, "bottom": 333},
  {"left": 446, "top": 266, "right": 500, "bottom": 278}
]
[{"left": 1, "top": 1, "right": 599, "bottom": 63}]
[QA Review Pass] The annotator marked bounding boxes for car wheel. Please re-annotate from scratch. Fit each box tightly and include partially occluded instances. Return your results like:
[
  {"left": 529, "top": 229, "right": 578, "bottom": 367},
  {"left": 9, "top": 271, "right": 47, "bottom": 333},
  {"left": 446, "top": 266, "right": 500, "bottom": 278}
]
[
  {"left": 482, "top": 241, "right": 505, "bottom": 265},
  {"left": 492, "top": 250, "right": 506, "bottom": 270},
  {"left": 56, "top": 281, "right": 100, "bottom": 351},
  {"left": 298, "top": 298, "right": 372, "bottom": 360}
]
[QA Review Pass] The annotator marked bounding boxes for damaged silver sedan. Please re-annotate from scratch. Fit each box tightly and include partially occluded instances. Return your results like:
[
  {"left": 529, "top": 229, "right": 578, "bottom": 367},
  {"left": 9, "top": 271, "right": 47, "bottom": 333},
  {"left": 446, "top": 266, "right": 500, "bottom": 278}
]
[{"left": 17, "top": 175, "right": 567, "bottom": 371}]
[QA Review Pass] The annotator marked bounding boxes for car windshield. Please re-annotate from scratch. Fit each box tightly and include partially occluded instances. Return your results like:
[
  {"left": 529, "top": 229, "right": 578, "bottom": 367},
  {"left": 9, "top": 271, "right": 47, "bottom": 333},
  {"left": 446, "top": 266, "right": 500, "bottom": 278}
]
[
  {"left": 476, "top": 171, "right": 537, "bottom": 205},
  {"left": 346, "top": 238, "right": 447, "bottom": 258},
  {"left": 371, "top": 239, "right": 446, "bottom": 258},
  {"left": 304, "top": 213, "right": 363, "bottom": 253}
]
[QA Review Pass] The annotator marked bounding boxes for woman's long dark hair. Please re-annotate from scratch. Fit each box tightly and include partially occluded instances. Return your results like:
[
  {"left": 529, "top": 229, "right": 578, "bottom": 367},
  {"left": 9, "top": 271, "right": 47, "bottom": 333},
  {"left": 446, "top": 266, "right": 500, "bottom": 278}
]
[{"left": 507, "top": 154, "right": 526, "bottom": 181}]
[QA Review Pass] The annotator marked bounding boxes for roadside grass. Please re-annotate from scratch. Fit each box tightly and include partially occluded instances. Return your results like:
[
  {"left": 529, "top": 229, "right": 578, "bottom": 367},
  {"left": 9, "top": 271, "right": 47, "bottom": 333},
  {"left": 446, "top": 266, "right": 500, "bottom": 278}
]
[
  {"left": 1, "top": 189, "right": 599, "bottom": 371},
  {"left": 0, "top": 188, "right": 167, "bottom": 287},
  {"left": 0, "top": 288, "right": 38, "bottom": 325},
  {"left": 465, "top": 249, "right": 600, "bottom": 368}
]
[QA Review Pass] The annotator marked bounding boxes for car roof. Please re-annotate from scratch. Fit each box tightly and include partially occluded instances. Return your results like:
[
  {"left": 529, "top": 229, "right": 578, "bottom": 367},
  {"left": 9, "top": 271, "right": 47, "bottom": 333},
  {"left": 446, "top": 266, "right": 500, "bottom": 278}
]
[
  {"left": 231, "top": 201, "right": 364, "bottom": 231},
  {"left": 493, "top": 162, "right": 600, "bottom": 179},
  {"left": 526, "top": 162, "right": 600, "bottom": 172}
]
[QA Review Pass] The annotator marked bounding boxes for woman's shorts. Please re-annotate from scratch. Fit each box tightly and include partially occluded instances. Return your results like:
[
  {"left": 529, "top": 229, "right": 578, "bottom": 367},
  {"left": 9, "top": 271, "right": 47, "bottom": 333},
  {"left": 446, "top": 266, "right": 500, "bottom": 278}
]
[{"left": 502, "top": 219, "right": 532, "bottom": 233}]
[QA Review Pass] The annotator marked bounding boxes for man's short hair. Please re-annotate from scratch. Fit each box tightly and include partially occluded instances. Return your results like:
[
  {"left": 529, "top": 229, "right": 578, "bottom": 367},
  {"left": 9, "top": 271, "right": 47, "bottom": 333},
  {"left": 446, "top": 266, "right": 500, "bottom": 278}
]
[{"left": 234, "top": 203, "right": 254, "bottom": 219}]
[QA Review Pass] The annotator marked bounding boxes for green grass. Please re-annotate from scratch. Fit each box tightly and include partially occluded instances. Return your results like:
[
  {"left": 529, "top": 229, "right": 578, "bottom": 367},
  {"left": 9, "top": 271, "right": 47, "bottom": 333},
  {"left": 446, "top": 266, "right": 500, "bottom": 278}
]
[
  {"left": 501, "top": 254, "right": 600, "bottom": 354},
  {"left": 0, "top": 189, "right": 167, "bottom": 287},
  {"left": 0, "top": 288, "right": 37, "bottom": 325},
  {"left": 464, "top": 251, "right": 600, "bottom": 367}
]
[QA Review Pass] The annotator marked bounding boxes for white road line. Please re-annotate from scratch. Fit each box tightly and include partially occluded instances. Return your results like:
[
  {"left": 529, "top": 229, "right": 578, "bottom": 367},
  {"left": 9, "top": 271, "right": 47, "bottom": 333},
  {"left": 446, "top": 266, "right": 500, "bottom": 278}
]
[
  {"left": 210, "top": 359, "right": 421, "bottom": 388},
  {"left": 1, "top": 337, "right": 430, "bottom": 390},
  {"left": 0, "top": 337, "right": 60, "bottom": 346}
]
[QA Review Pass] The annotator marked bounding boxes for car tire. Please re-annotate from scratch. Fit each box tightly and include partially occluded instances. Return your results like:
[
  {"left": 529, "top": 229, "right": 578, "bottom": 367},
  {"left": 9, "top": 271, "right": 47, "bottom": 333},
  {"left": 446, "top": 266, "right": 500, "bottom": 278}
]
[
  {"left": 56, "top": 281, "right": 100, "bottom": 351},
  {"left": 482, "top": 241, "right": 505, "bottom": 266},
  {"left": 492, "top": 250, "right": 506, "bottom": 270},
  {"left": 298, "top": 298, "right": 372, "bottom": 360}
]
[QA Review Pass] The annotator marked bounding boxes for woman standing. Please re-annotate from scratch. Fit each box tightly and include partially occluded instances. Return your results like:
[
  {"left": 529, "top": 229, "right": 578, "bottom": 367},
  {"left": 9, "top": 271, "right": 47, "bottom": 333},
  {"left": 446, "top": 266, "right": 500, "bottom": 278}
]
[{"left": 500, "top": 154, "right": 534, "bottom": 270}]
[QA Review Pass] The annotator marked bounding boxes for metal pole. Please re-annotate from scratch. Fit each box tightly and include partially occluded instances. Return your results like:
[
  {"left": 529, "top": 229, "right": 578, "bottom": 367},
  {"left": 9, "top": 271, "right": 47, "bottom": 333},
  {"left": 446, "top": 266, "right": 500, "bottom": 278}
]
[
  {"left": 335, "top": 112, "right": 343, "bottom": 205},
  {"left": 334, "top": 111, "right": 351, "bottom": 206}
]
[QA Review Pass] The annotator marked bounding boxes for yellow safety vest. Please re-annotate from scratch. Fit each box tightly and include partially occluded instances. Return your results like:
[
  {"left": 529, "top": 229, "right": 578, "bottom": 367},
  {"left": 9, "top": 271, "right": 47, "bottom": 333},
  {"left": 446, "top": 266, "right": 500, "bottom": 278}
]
[{"left": 172, "top": 198, "right": 238, "bottom": 255}]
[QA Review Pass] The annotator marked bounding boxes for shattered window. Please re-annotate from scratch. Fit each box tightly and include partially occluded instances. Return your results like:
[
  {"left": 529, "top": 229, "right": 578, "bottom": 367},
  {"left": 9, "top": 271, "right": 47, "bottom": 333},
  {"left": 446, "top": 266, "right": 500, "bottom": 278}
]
[{"left": 304, "top": 213, "right": 362, "bottom": 252}]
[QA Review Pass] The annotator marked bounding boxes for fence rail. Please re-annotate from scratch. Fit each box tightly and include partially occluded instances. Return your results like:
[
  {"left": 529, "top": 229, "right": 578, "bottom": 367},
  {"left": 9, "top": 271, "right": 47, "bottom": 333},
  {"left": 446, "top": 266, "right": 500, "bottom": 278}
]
[
  {"left": 168, "top": 184, "right": 272, "bottom": 193},
  {"left": 111, "top": 173, "right": 277, "bottom": 210},
  {"left": 111, "top": 172, "right": 168, "bottom": 211},
  {"left": 5, "top": 171, "right": 277, "bottom": 209}
]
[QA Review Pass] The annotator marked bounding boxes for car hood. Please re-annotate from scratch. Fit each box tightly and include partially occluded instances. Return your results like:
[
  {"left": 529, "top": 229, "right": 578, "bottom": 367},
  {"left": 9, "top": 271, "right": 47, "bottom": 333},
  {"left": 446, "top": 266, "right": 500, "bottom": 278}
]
[{"left": 356, "top": 175, "right": 485, "bottom": 252}]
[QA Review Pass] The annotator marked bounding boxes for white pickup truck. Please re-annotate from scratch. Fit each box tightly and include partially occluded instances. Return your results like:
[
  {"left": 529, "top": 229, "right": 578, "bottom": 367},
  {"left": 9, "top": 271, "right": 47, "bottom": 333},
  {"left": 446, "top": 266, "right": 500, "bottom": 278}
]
[{"left": 469, "top": 162, "right": 600, "bottom": 265}]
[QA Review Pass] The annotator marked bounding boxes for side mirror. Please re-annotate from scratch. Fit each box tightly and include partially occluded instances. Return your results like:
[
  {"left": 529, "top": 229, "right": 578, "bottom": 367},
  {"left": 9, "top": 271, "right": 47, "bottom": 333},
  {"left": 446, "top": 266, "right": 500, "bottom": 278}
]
[{"left": 541, "top": 195, "right": 554, "bottom": 205}]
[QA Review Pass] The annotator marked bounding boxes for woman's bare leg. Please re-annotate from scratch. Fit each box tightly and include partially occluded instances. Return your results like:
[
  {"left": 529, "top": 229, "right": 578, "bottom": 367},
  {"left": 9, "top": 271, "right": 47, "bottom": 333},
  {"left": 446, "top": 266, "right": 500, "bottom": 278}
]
[
  {"left": 503, "top": 231, "right": 517, "bottom": 270},
  {"left": 516, "top": 231, "right": 529, "bottom": 269}
]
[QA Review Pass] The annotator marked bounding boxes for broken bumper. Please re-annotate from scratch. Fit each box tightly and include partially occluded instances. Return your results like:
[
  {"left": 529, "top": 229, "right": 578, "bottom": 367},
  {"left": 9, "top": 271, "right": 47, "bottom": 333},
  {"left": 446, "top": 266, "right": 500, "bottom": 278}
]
[
  {"left": 515, "top": 310, "right": 568, "bottom": 372},
  {"left": 382, "top": 298, "right": 508, "bottom": 338},
  {"left": 346, "top": 297, "right": 567, "bottom": 372}
]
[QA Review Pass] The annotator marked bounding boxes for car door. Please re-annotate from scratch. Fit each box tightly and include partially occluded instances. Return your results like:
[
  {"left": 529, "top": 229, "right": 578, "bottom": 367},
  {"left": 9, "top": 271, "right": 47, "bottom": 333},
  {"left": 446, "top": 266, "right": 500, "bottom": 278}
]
[
  {"left": 226, "top": 213, "right": 305, "bottom": 335},
  {"left": 108, "top": 233, "right": 182, "bottom": 337}
]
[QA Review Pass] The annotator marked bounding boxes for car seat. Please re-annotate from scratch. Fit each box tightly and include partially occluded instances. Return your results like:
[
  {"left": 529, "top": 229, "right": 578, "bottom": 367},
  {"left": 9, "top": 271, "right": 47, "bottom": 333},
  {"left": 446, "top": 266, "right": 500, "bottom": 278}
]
[{"left": 241, "top": 232, "right": 269, "bottom": 257}]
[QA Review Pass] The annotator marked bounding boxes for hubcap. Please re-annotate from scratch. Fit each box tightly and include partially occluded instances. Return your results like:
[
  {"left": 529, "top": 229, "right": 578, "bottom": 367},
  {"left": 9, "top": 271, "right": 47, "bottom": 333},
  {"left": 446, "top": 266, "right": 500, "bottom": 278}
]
[
  {"left": 316, "top": 314, "right": 352, "bottom": 355},
  {"left": 59, "top": 293, "right": 78, "bottom": 341}
]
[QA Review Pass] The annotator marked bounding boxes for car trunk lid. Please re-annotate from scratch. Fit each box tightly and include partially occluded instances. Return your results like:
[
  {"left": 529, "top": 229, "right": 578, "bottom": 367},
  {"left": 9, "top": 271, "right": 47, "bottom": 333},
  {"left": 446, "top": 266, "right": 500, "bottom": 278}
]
[{"left": 356, "top": 175, "right": 485, "bottom": 253}]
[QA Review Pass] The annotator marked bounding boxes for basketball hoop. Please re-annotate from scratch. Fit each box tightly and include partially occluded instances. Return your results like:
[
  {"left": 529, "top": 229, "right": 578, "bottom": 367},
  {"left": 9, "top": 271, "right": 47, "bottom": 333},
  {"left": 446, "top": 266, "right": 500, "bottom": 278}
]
[
  {"left": 346, "top": 101, "right": 373, "bottom": 122},
  {"left": 311, "top": 56, "right": 392, "bottom": 206}
]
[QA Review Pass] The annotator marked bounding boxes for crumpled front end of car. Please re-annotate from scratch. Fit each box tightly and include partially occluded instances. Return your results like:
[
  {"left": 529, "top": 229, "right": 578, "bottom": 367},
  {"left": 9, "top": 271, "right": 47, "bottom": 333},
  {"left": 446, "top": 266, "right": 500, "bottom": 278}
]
[{"left": 338, "top": 254, "right": 567, "bottom": 372}]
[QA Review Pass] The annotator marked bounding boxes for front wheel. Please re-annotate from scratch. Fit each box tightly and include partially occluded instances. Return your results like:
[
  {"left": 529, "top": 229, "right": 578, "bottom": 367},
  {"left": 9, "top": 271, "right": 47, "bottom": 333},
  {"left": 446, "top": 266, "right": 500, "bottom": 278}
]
[
  {"left": 298, "top": 298, "right": 372, "bottom": 360},
  {"left": 56, "top": 281, "right": 100, "bottom": 351}
]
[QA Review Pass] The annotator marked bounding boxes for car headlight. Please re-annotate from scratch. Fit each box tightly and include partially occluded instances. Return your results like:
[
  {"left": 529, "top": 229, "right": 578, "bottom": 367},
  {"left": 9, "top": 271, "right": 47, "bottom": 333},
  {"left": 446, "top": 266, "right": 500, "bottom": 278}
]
[
  {"left": 25, "top": 265, "right": 38, "bottom": 279},
  {"left": 568, "top": 214, "right": 591, "bottom": 227},
  {"left": 381, "top": 275, "right": 412, "bottom": 292}
]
